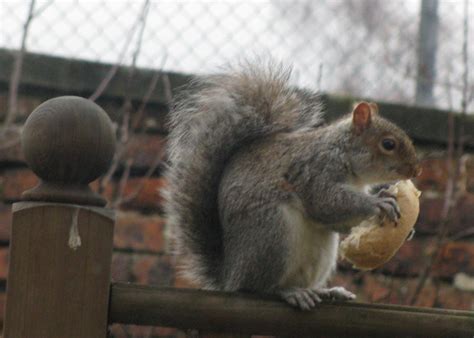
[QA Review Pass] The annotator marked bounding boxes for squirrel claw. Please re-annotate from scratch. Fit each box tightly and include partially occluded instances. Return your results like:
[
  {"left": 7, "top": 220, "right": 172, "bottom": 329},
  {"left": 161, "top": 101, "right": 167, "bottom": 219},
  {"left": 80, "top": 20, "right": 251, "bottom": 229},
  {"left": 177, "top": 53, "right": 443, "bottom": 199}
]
[
  {"left": 325, "top": 286, "right": 356, "bottom": 301},
  {"left": 279, "top": 288, "right": 321, "bottom": 311},
  {"left": 372, "top": 185, "right": 400, "bottom": 225},
  {"left": 371, "top": 184, "right": 392, "bottom": 196},
  {"left": 279, "top": 286, "right": 355, "bottom": 310},
  {"left": 374, "top": 196, "right": 400, "bottom": 224}
]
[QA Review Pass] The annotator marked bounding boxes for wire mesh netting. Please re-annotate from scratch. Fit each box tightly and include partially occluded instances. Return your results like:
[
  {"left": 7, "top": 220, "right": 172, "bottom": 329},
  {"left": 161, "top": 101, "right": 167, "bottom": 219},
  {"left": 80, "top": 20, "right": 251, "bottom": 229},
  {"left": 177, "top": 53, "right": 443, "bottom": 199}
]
[{"left": 1, "top": 0, "right": 472, "bottom": 111}]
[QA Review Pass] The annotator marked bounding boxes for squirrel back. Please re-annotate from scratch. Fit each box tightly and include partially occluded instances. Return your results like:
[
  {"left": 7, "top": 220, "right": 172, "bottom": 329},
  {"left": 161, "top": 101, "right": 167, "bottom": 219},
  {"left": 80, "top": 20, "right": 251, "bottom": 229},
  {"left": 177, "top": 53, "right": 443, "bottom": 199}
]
[{"left": 164, "top": 61, "right": 324, "bottom": 288}]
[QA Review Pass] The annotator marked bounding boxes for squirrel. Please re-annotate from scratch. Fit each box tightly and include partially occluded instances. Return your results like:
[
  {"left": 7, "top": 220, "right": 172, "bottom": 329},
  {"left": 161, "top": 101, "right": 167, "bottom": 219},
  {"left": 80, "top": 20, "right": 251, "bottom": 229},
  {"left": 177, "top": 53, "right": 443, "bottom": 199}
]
[{"left": 164, "top": 61, "right": 421, "bottom": 310}]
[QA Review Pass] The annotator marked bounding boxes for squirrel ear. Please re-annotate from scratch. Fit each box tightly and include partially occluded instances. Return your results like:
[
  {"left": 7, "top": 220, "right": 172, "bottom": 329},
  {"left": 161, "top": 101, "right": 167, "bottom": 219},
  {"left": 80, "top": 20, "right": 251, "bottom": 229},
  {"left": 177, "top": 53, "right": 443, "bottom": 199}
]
[
  {"left": 352, "top": 102, "right": 372, "bottom": 135},
  {"left": 368, "top": 102, "right": 379, "bottom": 115}
]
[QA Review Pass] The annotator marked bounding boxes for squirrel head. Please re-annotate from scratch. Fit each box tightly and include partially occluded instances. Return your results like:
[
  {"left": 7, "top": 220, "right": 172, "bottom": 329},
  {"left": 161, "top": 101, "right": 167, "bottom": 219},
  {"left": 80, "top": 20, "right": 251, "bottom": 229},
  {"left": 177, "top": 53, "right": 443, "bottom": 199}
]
[{"left": 348, "top": 102, "right": 421, "bottom": 184}]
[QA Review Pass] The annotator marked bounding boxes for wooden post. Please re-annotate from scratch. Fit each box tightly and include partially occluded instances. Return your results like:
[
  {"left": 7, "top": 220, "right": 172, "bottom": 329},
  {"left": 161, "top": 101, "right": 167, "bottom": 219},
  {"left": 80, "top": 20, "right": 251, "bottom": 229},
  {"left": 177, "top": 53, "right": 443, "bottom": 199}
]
[{"left": 3, "top": 96, "right": 116, "bottom": 338}]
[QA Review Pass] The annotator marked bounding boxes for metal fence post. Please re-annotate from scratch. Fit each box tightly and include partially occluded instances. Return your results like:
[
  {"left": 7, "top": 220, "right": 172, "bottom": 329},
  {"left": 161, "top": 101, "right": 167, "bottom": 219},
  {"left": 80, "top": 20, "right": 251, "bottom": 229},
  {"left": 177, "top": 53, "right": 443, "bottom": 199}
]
[
  {"left": 415, "top": 0, "right": 439, "bottom": 106},
  {"left": 3, "top": 96, "right": 116, "bottom": 338}
]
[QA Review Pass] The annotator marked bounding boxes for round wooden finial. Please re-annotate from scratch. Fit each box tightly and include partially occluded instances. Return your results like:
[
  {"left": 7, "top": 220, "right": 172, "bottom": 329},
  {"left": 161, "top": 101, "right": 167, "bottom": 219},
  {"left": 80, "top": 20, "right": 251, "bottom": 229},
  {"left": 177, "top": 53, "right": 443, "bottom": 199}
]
[{"left": 21, "top": 96, "right": 116, "bottom": 206}]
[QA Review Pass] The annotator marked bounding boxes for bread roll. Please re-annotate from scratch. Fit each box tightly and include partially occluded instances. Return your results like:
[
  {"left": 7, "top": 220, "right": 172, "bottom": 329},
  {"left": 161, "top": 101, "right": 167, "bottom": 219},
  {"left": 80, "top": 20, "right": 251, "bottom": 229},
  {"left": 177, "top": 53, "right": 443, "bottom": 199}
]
[{"left": 339, "top": 180, "right": 421, "bottom": 270}]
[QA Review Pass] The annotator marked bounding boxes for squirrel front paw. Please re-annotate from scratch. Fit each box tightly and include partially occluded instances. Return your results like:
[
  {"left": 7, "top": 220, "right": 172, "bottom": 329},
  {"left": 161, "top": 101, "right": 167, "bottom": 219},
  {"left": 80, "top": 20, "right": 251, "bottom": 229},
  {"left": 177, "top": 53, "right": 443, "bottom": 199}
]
[
  {"left": 278, "top": 287, "right": 356, "bottom": 311},
  {"left": 372, "top": 193, "right": 401, "bottom": 224}
]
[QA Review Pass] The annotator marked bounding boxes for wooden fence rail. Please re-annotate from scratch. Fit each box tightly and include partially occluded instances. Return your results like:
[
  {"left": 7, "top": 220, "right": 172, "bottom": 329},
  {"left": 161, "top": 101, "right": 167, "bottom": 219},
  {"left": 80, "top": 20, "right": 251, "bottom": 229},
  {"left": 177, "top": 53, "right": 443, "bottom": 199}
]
[
  {"left": 2, "top": 96, "right": 473, "bottom": 338},
  {"left": 109, "top": 282, "right": 474, "bottom": 337}
]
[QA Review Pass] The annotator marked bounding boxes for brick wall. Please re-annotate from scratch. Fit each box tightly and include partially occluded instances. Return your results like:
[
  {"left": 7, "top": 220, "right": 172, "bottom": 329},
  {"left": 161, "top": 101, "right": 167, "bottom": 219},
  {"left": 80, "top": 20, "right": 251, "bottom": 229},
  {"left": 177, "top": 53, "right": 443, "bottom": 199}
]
[
  {"left": 3, "top": 130, "right": 474, "bottom": 337},
  {"left": 1, "top": 50, "right": 473, "bottom": 337}
]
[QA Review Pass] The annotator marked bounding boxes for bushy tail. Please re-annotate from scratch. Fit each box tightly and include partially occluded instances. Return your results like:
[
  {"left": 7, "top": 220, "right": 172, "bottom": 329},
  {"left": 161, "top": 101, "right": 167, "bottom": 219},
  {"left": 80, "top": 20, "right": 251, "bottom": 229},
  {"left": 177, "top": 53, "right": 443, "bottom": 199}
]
[{"left": 163, "top": 60, "right": 323, "bottom": 288}]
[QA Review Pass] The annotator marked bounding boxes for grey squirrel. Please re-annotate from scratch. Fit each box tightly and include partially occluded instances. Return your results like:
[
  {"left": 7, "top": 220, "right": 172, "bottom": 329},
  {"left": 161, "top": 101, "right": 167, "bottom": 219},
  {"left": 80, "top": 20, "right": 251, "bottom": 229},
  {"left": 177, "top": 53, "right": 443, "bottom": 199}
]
[{"left": 164, "top": 61, "right": 420, "bottom": 310}]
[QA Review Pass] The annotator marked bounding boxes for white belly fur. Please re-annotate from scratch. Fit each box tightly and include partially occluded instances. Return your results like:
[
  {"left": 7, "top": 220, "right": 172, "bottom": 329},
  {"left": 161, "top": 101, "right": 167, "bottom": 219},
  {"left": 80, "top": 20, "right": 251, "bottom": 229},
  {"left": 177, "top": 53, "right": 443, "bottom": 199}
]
[{"left": 279, "top": 202, "right": 339, "bottom": 288}]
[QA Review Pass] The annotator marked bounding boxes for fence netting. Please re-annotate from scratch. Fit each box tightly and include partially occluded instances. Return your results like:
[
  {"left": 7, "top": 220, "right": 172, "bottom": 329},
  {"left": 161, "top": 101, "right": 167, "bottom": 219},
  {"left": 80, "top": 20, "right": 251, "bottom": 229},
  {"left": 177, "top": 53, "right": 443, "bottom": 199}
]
[{"left": 1, "top": 0, "right": 472, "bottom": 111}]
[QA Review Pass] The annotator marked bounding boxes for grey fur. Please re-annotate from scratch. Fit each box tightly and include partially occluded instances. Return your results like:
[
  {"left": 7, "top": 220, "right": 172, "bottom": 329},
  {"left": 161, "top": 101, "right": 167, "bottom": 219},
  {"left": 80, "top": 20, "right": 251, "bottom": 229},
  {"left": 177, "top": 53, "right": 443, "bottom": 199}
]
[{"left": 164, "top": 61, "right": 419, "bottom": 309}]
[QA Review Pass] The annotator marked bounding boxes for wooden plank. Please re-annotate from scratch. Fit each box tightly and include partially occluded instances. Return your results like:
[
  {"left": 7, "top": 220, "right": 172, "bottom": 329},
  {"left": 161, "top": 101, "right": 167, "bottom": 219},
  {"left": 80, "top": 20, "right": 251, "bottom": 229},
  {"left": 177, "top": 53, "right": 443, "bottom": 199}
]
[
  {"left": 109, "top": 283, "right": 474, "bottom": 338},
  {"left": 3, "top": 203, "right": 115, "bottom": 338},
  {"left": 0, "top": 48, "right": 190, "bottom": 106}
]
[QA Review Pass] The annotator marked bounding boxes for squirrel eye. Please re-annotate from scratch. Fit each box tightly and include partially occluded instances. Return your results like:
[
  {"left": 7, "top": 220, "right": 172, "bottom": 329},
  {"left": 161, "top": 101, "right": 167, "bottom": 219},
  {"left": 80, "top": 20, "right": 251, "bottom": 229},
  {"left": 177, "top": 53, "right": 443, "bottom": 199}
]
[{"left": 381, "top": 138, "right": 396, "bottom": 151}]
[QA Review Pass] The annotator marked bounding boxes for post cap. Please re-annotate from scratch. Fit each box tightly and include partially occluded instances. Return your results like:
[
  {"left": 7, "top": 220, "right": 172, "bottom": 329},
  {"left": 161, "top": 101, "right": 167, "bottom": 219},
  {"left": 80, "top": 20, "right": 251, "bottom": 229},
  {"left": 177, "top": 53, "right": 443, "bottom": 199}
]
[{"left": 21, "top": 96, "right": 116, "bottom": 206}]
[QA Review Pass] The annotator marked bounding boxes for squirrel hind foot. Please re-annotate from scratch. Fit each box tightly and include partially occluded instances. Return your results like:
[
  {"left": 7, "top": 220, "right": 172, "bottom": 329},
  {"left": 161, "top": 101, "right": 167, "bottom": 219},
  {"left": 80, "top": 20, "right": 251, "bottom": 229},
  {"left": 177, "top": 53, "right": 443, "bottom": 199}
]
[
  {"left": 278, "top": 286, "right": 356, "bottom": 311},
  {"left": 325, "top": 286, "right": 357, "bottom": 301}
]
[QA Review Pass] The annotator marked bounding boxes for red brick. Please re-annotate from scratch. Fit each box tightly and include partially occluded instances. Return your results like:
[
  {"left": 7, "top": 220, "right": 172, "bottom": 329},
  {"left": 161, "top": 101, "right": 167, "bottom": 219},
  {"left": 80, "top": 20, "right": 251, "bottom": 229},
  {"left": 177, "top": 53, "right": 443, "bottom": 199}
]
[
  {"left": 111, "top": 253, "right": 133, "bottom": 282},
  {"left": 386, "top": 239, "right": 474, "bottom": 278},
  {"left": 340, "top": 238, "right": 474, "bottom": 278},
  {"left": 0, "top": 203, "right": 12, "bottom": 241},
  {"left": 433, "top": 241, "right": 474, "bottom": 277},
  {"left": 414, "top": 158, "right": 449, "bottom": 192},
  {"left": 124, "top": 134, "right": 167, "bottom": 169},
  {"left": 357, "top": 274, "right": 474, "bottom": 310},
  {"left": 365, "top": 274, "right": 435, "bottom": 306},
  {"left": 415, "top": 154, "right": 474, "bottom": 194},
  {"left": 112, "top": 252, "right": 174, "bottom": 286},
  {"left": 436, "top": 284, "right": 474, "bottom": 310},
  {"left": 89, "top": 179, "right": 115, "bottom": 203},
  {"left": 0, "top": 126, "right": 24, "bottom": 163},
  {"left": 114, "top": 211, "right": 165, "bottom": 253},
  {"left": 132, "top": 254, "right": 173, "bottom": 285},
  {"left": 416, "top": 197, "right": 444, "bottom": 234},
  {"left": 377, "top": 238, "right": 435, "bottom": 276},
  {"left": 360, "top": 274, "right": 400, "bottom": 303},
  {"left": 338, "top": 238, "right": 431, "bottom": 276},
  {"left": 330, "top": 272, "right": 462, "bottom": 310},
  {"left": 416, "top": 194, "right": 474, "bottom": 235},
  {"left": 0, "top": 169, "right": 38, "bottom": 201},
  {"left": 118, "top": 177, "right": 167, "bottom": 211}
]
